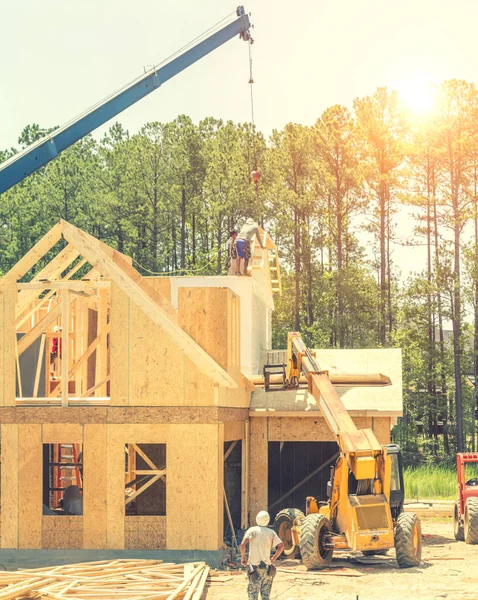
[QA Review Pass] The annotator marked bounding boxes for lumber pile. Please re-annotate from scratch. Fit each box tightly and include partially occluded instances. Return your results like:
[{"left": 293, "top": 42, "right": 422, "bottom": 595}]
[{"left": 0, "top": 559, "right": 210, "bottom": 600}]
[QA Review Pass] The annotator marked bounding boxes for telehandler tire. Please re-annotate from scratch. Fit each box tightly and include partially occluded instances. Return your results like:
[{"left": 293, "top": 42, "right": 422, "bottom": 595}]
[
  {"left": 395, "top": 512, "right": 422, "bottom": 568},
  {"left": 273, "top": 508, "right": 304, "bottom": 558},
  {"left": 299, "top": 513, "right": 333, "bottom": 569},
  {"left": 454, "top": 500, "right": 464, "bottom": 541},
  {"left": 464, "top": 497, "right": 478, "bottom": 545}
]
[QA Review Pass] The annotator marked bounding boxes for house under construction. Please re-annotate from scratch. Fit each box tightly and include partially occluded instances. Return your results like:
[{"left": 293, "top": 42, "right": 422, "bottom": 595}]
[{"left": 0, "top": 220, "right": 401, "bottom": 564}]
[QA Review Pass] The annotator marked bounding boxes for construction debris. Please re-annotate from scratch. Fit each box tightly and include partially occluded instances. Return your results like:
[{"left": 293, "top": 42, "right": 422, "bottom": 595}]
[{"left": 0, "top": 559, "right": 209, "bottom": 600}]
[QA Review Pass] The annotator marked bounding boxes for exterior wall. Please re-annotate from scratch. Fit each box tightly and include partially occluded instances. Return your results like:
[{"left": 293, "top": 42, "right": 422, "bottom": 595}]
[
  {"left": 0, "top": 419, "right": 242, "bottom": 552},
  {"left": 150, "top": 275, "right": 273, "bottom": 377},
  {"left": 0, "top": 284, "right": 17, "bottom": 407},
  {"left": 248, "top": 415, "right": 392, "bottom": 525}
]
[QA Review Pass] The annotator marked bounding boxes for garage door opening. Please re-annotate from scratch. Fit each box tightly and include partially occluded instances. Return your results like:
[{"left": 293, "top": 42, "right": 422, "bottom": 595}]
[{"left": 268, "top": 441, "right": 338, "bottom": 521}]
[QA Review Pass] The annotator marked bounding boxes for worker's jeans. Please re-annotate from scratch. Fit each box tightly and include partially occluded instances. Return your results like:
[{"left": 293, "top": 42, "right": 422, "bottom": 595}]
[{"left": 247, "top": 566, "right": 273, "bottom": 600}]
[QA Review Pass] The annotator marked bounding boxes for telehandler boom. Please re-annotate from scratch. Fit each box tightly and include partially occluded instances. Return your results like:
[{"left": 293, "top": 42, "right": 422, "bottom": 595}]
[{"left": 273, "top": 332, "right": 422, "bottom": 569}]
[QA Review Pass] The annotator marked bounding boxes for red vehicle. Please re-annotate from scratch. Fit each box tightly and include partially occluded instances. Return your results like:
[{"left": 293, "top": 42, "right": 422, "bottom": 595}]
[{"left": 454, "top": 453, "right": 478, "bottom": 544}]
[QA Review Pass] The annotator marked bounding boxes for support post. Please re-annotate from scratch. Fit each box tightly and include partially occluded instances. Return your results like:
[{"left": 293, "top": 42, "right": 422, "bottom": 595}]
[{"left": 62, "top": 289, "right": 69, "bottom": 407}]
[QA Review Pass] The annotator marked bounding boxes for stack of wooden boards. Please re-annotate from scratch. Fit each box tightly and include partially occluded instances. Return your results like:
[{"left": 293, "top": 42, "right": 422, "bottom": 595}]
[{"left": 0, "top": 559, "right": 210, "bottom": 599}]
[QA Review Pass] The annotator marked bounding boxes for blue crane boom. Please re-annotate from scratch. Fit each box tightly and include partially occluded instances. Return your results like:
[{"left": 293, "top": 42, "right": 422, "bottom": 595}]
[{"left": 0, "top": 7, "right": 251, "bottom": 194}]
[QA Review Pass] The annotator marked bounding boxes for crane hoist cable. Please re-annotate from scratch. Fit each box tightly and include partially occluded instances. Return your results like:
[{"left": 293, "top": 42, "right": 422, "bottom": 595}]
[{"left": 248, "top": 37, "right": 261, "bottom": 197}]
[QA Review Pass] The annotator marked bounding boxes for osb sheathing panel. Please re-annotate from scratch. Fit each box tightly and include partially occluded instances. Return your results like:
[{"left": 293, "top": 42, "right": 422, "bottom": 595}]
[
  {"left": 144, "top": 277, "right": 172, "bottom": 303},
  {"left": 372, "top": 417, "right": 391, "bottom": 444},
  {"left": 42, "top": 517, "right": 83, "bottom": 550},
  {"left": 110, "top": 283, "right": 215, "bottom": 407},
  {"left": 167, "top": 424, "right": 223, "bottom": 551},
  {"left": 42, "top": 423, "right": 83, "bottom": 444},
  {"left": 248, "top": 418, "right": 268, "bottom": 526},
  {"left": 125, "top": 516, "right": 166, "bottom": 550},
  {"left": 19, "top": 424, "right": 42, "bottom": 548},
  {"left": 224, "top": 421, "right": 244, "bottom": 442},
  {"left": 83, "top": 424, "right": 107, "bottom": 549},
  {"left": 267, "top": 417, "right": 374, "bottom": 442},
  {"left": 106, "top": 425, "right": 125, "bottom": 549},
  {"left": 0, "top": 285, "right": 16, "bottom": 407},
  {"left": 0, "top": 424, "right": 19, "bottom": 548}
]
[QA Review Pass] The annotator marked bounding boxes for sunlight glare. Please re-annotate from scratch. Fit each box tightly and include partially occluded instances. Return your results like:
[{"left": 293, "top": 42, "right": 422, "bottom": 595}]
[{"left": 396, "top": 76, "right": 436, "bottom": 114}]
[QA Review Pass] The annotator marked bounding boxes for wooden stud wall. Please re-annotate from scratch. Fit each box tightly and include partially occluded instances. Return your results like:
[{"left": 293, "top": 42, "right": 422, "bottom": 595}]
[{"left": 0, "top": 286, "right": 16, "bottom": 407}]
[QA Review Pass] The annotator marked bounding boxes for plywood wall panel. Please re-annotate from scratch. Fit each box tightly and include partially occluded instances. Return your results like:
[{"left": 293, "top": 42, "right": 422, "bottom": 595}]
[
  {"left": 83, "top": 424, "right": 107, "bottom": 549},
  {"left": 106, "top": 425, "right": 125, "bottom": 549},
  {"left": 267, "top": 417, "right": 373, "bottom": 442},
  {"left": 373, "top": 417, "right": 391, "bottom": 444},
  {"left": 167, "top": 424, "right": 221, "bottom": 550},
  {"left": 224, "top": 421, "right": 244, "bottom": 442},
  {"left": 248, "top": 418, "right": 268, "bottom": 525},
  {"left": 0, "top": 424, "right": 19, "bottom": 548},
  {"left": 42, "top": 424, "right": 83, "bottom": 443},
  {"left": 18, "top": 424, "right": 42, "bottom": 548},
  {"left": 0, "top": 285, "right": 16, "bottom": 406}
]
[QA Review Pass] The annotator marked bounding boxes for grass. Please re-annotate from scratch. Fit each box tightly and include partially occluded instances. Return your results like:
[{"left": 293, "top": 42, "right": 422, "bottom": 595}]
[{"left": 404, "top": 464, "right": 478, "bottom": 500}]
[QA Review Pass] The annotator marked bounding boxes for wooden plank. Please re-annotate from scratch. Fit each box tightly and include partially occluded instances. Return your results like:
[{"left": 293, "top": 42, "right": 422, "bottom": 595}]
[
  {"left": 0, "top": 286, "right": 17, "bottom": 407},
  {"left": 62, "top": 290, "right": 70, "bottom": 407},
  {"left": 83, "top": 424, "right": 107, "bottom": 549},
  {"left": 32, "top": 334, "right": 46, "bottom": 398},
  {"left": 17, "top": 301, "right": 62, "bottom": 356},
  {"left": 18, "top": 425, "right": 42, "bottom": 548},
  {"left": 224, "top": 421, "right": 244, "bottom": 442},
  {"left": 106, "top": 425, "right": 125, "bottom": 549},
  {"left": 248, "top": 418, "right": 268, "bottom": 525},
  {"left": 224, "top": 440, "right": 238, "bottom": 462},
  {"left": 97, "top": 289, "right": 108, "bottom": 396},
  {"left": 0, "top": 222, "right": 62, "bottom": 286},
  {"left": 17, "top": 280, "right": 110, "bottom": 290},
  {"left": 241, "top": 420, "right": 249, "bottom": 529},
  {"left": 81, "top": 376, "right": 110, "bottom": 398},
  {"left": 16, "top": 244, "right": 79, "bottom": 311},
  {"left": 0, "top": 425, "right": 19, "bottom": 548},
  {"left": 60, "top": 220, "right": 235, "bottom": 388},
  {"left": 42, "top": 424, "right": 83, "bottom": 444}
]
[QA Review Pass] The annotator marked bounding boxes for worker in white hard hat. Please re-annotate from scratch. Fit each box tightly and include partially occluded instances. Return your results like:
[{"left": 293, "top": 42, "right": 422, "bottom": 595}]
[{"left": 240, "top": 510, "right": 284, "bottom": 600}]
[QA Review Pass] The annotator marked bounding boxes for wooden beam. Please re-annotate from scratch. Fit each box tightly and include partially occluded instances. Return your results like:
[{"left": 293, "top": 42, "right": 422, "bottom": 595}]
[
  {"left": 16, "top": 244, "right": 79, "bottom": 312},
  {"left": 16, "top": 258, "right": 89, "bottom": 330},
  {"left": 81, "top": 376, "right": 110, "bottom": 398},
  {"left": 32, "top": 334, "right": 46, "bottom": 398},
  {"left": 97, "top": 289, "right": 108, "bottom": 396},
  {"left": 62, "top": 289, "right": 70, "bottom": 407},
  {"left": 224, "top": 440, "right": 238, "bottom": 462},
  {"left": 0, "top": 222, "right": 62, "bottom": 287},
  {"left": 131, "top": 443, "right": 158, "bottom": 471},
  {"left": 241, "top": 420, "right": 249, "bottom": 529},
  {"left": 125, "top": 474, "right": 161, "bottom": 506},
  {"left": 60, "top": 220, "right": 236, "bottom": 388},
  {"left": 17, "top": 280, "right": 110, "bottom": 290},
  {"left": 17, "top": 302, "right": 62, "bottom": 356}
]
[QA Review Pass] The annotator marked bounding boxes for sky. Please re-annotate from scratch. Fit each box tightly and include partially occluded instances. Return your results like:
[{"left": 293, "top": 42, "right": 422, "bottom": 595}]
[{"left": 2, "top": 0, "right": 478, "bottom": 279}]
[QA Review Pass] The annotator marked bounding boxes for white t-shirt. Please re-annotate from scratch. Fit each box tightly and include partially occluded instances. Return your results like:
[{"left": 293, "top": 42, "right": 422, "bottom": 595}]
[{"left": 244, "top": 526, "right": 282, "bottom": 566}]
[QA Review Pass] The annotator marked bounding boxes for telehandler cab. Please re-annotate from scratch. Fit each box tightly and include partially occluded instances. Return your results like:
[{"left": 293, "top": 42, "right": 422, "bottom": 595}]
[
  {"left": 453, "top": 453, "right": 478, "bottom": 544},
  {"left": 271, "top": 333, "right": 422, "bottom": 569}
]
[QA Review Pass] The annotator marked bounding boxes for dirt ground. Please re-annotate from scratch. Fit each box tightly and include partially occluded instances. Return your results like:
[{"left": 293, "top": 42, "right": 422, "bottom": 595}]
[{"left": 204, "top": 517, "right": 478, "bottom": 600}]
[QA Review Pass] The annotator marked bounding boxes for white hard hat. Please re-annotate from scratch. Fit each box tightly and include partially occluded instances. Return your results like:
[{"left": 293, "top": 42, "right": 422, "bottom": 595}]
[
  {"left": 256, "top": 510, "right": 270, "bottom": 526},
  {"left": 246, "top": 217, "right": 255, "bottom": 224}
]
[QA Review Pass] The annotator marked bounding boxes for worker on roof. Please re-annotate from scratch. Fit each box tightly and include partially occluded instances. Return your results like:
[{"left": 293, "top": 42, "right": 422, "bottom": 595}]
[
  {"left": 240, "top": 510, "right": 284, "bottom": 600},
  {"left": 235, "top": 218, "right": 264, "bottom": 276},
  {"left": 226, "top": 229, "right": 238, "bottom": 275}
]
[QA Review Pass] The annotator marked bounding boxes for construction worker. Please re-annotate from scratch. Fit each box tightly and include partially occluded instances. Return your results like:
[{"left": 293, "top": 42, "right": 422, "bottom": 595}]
[
  {"left": 240, "top": 510, "right": 284, "bottom": 600},
  {"left": 235, "top": 218, "right": 264, "bottom": 276},
  {"left": 226, "top": 229, "right": 238, "bottom": 275}
]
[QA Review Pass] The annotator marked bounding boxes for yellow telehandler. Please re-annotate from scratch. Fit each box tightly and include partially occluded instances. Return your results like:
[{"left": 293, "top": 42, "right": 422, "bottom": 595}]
[{"left": 272, "top": 333, "right": 421, "bottom": 569}]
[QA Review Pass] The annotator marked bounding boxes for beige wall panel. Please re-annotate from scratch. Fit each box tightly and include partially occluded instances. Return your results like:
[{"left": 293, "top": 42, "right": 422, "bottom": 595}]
[
  {"left": 373, "top": 417, "right": 391, "bottom": 444},
  {"left": 42, "top": 424, "right": 83, "bottom": 444},
  {"left": 167, "top": 424, "right": 221, "bottom": 550},
  {"left": 267, "top": 417, "right": 372, "bottom": 442},
  {"left": 121, "top": 424, "right": 170, "bottom": 444},
  {"left": 83, "top": 424, "right": 107, "bottom": 549},
  {"left": 0, "top": 425, "right": 19, "bottom": 548},
  {"left": 42, "top": 517, "right": 83, "bottom": 550},
  {"left": 0, "top": 285, "right": 16, "bottom": 407},
  {"left": 217, "top": 386, "right": 251, "bottom": 409},
  {"left": 249, "top": 418, "right": 268, "bottom": 525},
  {"left": 125, "top": 516, "right": 166, "bottom": 550},
  {"left": 18, "top": 425, "right": 42, "bottom": 548},
  {"left": 145, "top": 277, "right": 172, "bottom": 303},
  {"left": 109, "top": 283, "right": 130, "bottom": 406},
  {"left": 224, "top": 421, "right": 245, "bottom": 442},
  {"left": 106, "top": 425, "right": 125, "bottom": 549}
]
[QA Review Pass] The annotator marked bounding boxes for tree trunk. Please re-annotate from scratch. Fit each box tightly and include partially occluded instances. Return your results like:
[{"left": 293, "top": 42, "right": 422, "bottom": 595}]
[
  {"left": 453, "top": 203, "right": 464, "bottom": 452},
  {"left": 379, "top": 178, "right": 387, "bottom": 346},
  {"left": 337, "top": 194, "right": 344, "bottom": 348},
  {"left": 180, "top": 184, "right": 186, "bottom": 270},
  {"left": 294, "top": 207, "right": 301, "bottom": 331}
]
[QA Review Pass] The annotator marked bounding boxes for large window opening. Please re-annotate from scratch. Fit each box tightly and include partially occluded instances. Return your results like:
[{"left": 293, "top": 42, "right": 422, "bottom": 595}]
[
  {"left": 42, "top": 443, "right": 83, "bottom": 514},
  {"left": 224, "top": 440, "right": 242, "bottom": 544},
  {"left": 125, "top": 444, "right": 166, "bottom": 516},
  {"left": 268, "top": 441, "right": 337, "bottom": 521}
]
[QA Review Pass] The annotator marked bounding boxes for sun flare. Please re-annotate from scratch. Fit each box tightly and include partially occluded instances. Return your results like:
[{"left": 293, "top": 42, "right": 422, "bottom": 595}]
[{"left": 395, "top": 76, "right": 436, "bottom": 114}]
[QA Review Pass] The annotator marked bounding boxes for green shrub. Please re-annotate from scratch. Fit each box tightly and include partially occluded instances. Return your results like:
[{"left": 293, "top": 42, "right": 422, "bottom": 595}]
[{"left": 404, "top": 466, "right": 457, "bottom": 500}]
